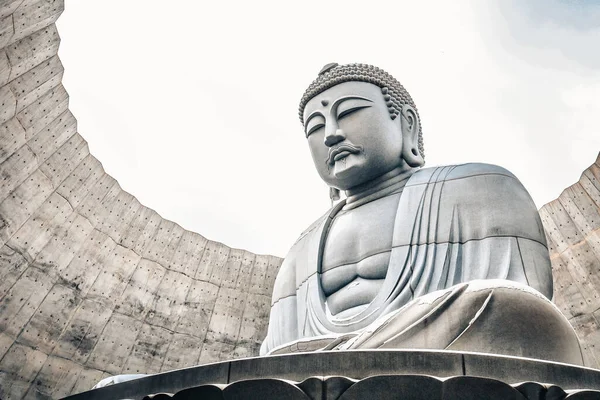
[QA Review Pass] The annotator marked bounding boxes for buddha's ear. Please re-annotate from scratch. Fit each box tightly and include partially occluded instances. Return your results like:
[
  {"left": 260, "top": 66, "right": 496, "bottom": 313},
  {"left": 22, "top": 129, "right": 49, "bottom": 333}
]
[{"left": 400, "top": 104, "right": 425, "bottom": 167}]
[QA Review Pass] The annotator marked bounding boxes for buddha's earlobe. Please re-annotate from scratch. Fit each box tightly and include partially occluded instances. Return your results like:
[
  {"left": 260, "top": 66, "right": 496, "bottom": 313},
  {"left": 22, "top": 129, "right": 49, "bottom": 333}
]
[
  {"left": 400, "top": 105, "right": 425, "bottom": 167},
  {"left": 329, "top": 187, "right": 340, "bottom": 206}
]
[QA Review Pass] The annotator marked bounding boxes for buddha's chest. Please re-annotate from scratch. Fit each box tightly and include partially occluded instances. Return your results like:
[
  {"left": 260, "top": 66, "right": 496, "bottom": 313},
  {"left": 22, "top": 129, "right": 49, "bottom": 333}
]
[{"left": 321, "top": 193, "right": 401, "bottom": 275}]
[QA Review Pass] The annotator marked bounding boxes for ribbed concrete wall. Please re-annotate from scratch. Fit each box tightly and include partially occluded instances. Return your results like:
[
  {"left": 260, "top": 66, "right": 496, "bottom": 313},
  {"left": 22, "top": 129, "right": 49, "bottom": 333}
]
[
  {"left": 540, "top": 152, "right": 600, "bottom": 368},
  {"left": 1, "top": 1, "right": 600, "bottom": 399},
  {"left": 0, "top": 1, "right": 282, "bottom": 399}
]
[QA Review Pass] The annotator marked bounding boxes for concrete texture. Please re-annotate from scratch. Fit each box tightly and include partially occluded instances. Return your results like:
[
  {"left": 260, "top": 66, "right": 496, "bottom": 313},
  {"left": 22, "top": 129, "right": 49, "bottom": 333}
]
[
  {"left": 62, "top": 350, "right": 600, "bottom": 400},
  {"left": 0, "top": 1, "right": 281, "bottom": 399},
  {"left": 541, "top": 152, "right": 600, "bottom": 369},
  {"left": 1, "top": 0, "right": 600, "bottom": 399}
]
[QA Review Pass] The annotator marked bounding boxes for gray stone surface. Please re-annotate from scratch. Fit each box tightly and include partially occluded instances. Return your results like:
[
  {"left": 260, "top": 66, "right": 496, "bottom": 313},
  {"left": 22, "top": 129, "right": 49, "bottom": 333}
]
[
  {"left": 541, "top": 153, "right": 600, "bottom": 369},
  {"left": 61, "top": 350, "right": 600, "bottom": 400},
  {"left": 140, "top": 377, "right": 600, "bottom": 400},
  {"left": 1, "top": 1, "right": 600, "bottom": 399},
  {"left": 229, "top": 349, "right": 464, "bottom": 382},
  {"left": 262, "top": 63, "right": 581, "bottom": 365},
  {"left": 0, "top": 2, "right": 281, "bottom": 399}
]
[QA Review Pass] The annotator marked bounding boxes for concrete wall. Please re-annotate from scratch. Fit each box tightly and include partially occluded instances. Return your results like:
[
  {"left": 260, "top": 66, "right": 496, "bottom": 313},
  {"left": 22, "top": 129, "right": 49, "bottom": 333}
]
[
  {"left": 0, "top": 1, "right": 282, "bottom": 399},
  {"left": 2, "top": 1, "right": 600, "bottom": 399},
  {"left": 540, "top": 152, "right": 600, "bottom": 368}
]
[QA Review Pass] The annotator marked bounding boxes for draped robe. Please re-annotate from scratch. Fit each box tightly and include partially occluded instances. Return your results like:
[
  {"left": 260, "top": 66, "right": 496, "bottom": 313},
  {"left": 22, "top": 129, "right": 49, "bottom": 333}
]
[{"left": 261, "top": 163, "right": 583, "bottom": 364}]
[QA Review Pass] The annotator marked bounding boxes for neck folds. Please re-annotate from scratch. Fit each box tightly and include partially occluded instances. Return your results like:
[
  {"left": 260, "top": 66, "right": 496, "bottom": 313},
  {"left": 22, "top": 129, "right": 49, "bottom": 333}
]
[{"left": 343, "top": 166, "right": 416, "bottom": 210}]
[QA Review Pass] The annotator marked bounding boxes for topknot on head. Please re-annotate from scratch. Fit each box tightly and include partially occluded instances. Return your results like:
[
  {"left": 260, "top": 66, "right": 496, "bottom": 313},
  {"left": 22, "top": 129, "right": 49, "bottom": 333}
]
[{"left": 318, "top": 63, "right": 339, "bottom": 75}]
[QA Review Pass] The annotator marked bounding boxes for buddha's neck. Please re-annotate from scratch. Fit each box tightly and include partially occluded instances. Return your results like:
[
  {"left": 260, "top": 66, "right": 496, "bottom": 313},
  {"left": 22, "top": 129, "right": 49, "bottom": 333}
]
[{"left": 343, "top": 165, "right": 417, "bottom": 211}]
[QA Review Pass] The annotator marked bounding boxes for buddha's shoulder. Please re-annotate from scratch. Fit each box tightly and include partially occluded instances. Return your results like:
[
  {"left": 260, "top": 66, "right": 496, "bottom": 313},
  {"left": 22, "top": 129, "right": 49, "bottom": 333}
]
[
  {"left": 273, "top": 209, "right": 331, "bottom": 298},
  {"left": 292, "top": 210, "right": 330, "bottom": 247},
  {"left": 407, "top": 163, "right": 519, "bottom": 187},
  {"left": 406, "top": 162, "right": 536, "bottom": 217}
]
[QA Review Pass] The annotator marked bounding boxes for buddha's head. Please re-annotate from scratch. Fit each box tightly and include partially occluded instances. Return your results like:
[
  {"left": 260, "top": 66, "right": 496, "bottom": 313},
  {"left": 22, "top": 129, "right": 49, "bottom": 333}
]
[{"left": 299, "top": 63, "right": 425, "bottom": 191}]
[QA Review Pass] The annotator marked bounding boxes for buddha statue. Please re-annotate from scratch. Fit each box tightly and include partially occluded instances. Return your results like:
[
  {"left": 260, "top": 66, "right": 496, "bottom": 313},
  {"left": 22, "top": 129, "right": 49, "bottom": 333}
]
[{"left": 260, "top": 63, "right": 584, "bottom": 365}]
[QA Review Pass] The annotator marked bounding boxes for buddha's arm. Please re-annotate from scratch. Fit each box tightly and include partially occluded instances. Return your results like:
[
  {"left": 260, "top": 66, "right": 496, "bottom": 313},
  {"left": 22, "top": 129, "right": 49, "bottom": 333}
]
[
  {"left": 444, "top": 163, "right": 553, "bottom": 298},
  {"left": 260, "top": 248, "right": 299, "bottom": 355}
]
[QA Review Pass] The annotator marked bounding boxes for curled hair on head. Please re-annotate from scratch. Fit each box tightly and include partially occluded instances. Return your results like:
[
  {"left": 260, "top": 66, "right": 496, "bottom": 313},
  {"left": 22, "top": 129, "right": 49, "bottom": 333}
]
[{"left": 299, "top": 63, "right": 424, "bottom": 159}]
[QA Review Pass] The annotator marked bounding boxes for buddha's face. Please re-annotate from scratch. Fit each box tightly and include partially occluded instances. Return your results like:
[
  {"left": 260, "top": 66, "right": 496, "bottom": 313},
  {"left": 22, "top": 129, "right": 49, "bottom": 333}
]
[{"left": 303, "top": 81, "right": 405, "bottom": 190}]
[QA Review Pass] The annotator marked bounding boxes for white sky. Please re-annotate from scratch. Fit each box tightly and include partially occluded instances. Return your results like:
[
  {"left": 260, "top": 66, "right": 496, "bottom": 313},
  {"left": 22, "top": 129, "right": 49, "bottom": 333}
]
[{"left": 56, "top": 0, "right": 600, "bottom": 257}]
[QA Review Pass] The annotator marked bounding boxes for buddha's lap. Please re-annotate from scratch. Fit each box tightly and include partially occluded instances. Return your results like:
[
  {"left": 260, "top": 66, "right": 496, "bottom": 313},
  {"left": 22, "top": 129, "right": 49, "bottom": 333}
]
[{"left": 270, "top": 280, "right": 583, "bottom": 365}]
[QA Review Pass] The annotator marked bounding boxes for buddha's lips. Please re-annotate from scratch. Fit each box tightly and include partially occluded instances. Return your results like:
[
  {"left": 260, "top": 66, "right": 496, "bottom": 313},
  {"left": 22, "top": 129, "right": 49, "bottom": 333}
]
[{"left": 327, "top": 144, "right": 363, "bottom": 166}]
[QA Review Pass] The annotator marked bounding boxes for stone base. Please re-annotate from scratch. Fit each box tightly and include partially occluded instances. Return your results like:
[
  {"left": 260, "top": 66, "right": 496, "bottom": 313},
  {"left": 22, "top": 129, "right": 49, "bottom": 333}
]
[{"left": 62, "top": 350, "right": 600, "bottom": 399}]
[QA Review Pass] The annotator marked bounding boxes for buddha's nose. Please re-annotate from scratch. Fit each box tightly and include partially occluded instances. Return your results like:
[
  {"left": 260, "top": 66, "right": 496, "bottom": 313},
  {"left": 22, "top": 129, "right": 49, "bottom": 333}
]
[{"left": 324, "top": 128, "right": 345, "bottom": 147}]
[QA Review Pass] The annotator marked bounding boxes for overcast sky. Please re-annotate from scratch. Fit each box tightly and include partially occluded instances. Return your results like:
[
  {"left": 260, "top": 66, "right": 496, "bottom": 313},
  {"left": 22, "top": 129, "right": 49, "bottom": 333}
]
[{"left": 56, "top": 0, "right": 600, "bottom": 257}]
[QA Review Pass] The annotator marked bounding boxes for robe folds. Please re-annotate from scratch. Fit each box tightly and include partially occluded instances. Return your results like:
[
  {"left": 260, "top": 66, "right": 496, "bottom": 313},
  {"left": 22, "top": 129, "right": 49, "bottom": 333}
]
[{"left": 261, "top": 163, "right": 583, "bottom": 364}]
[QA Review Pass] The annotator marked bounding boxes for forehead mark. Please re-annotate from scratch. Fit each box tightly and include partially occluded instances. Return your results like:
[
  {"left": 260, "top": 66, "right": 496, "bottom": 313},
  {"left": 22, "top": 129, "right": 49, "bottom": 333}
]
[{"left": 321, "top": 99, "right": 329, "bottom": 106}]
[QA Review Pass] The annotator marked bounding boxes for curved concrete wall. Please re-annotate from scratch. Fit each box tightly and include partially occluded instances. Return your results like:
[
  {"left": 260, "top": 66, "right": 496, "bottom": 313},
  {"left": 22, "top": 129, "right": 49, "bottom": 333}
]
[
  {"left": 540, "top": 152, "right": 600, "bottom": 368},
  {"left": 1, "top": 1, "right": 600, "bottom": 399},
  {"left": 0, "top": 2, "right": 281, "bottom": 399}
]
